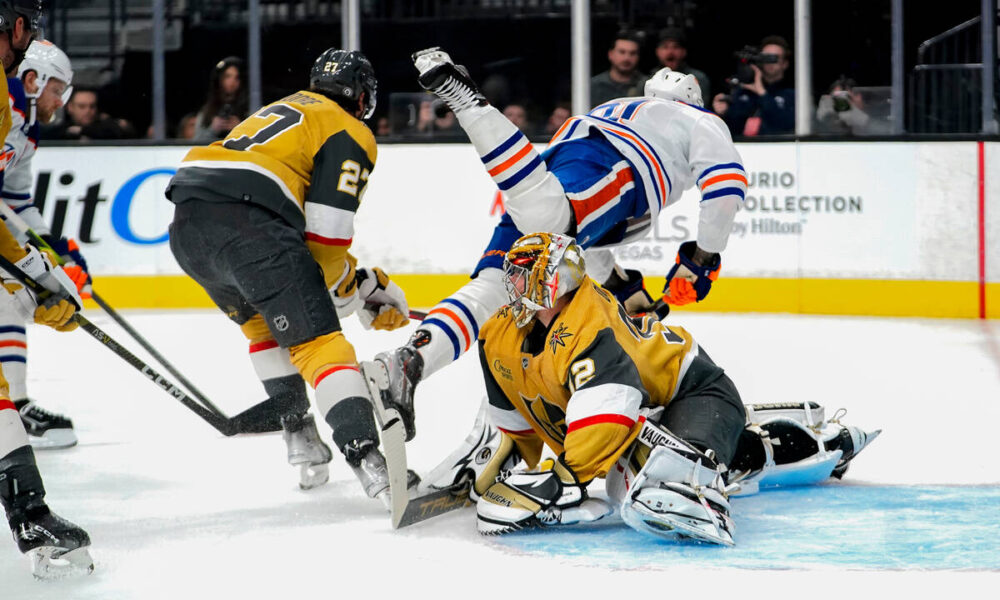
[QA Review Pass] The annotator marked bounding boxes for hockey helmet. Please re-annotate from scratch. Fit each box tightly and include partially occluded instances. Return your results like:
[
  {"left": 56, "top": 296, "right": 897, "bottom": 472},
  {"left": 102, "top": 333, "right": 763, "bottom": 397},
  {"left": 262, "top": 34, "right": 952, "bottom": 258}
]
[
  {"left": 18, "top": 39, "right": 73, "bottom": 103},
  {"left": 0, "top": 0, "right": 40, "bottom": 35},
  {"left": 310, "top": 48, "right": 377, "bottom": 120},
  {"left": 503, "top": 232, "right": 586, "bottom": 328},
  {"left": 644, "top": 67, "right": 703, "bottom": 107}
]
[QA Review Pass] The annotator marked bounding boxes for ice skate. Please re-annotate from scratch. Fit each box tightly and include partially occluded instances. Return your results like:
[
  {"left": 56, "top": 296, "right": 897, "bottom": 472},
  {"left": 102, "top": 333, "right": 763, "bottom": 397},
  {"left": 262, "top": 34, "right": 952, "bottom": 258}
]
[
  {"left": 368, "top": 345, "right": 423, "bottom": 441},
  {"left": 11, "top": 505, "right": 93, "bottom": 579},
  {"left": 343, "top": 440, "right": 420, "bottom": 510},
  {"left": 281, "top": 413, "right": 332, "bottom": 490},
  {"left": 16, "top": 400, "right": 77, "bottom": 450},
  {"left": 412, "top": 47, "right": 487, "bottom": 113},
  {"left": 821, "top": 409, "right": 881, "bottom": 479}
]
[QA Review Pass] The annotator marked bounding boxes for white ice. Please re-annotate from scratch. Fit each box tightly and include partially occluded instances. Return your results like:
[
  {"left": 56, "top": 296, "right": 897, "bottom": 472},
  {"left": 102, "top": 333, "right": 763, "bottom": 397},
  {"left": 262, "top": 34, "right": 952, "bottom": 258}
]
[{"left": 1, "top": 310, "right": 999, "bottom": 599}]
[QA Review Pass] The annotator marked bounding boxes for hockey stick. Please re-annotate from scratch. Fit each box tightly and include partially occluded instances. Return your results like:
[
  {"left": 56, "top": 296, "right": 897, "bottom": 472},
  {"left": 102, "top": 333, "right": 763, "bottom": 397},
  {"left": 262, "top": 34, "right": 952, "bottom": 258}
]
[
  {"left": 0, "top": 202, "right": 229, "bottom": 418},
  {"left": 0, "top": 252, "right": 237, "bottom": 436},
  {"left": 360, "top": 359, "right": 410, "bottom": 528}
]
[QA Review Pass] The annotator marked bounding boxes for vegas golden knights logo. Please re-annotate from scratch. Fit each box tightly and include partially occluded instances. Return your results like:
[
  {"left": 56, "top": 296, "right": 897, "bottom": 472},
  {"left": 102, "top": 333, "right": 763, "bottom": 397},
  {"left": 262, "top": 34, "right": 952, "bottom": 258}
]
[{"left": 519, "top": 393, "right": 566, "bottom": 442}]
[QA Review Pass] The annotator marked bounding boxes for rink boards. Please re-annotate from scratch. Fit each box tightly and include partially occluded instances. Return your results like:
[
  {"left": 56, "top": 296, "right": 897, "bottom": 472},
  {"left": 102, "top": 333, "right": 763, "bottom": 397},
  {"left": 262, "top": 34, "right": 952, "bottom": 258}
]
[{"left": 34, "top": 140, "right": 1000, "bottom": 318}]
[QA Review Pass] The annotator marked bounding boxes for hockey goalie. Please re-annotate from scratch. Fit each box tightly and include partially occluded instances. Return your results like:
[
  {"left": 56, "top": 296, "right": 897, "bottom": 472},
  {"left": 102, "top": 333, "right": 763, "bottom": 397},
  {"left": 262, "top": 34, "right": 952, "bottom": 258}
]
[{"left": 420, "top": 232, "right": 879, "bottom": 545}]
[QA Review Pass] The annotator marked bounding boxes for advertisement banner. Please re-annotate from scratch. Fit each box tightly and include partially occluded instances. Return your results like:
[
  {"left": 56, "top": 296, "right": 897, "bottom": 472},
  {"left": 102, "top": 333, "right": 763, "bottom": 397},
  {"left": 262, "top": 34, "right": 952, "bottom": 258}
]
[{"left": 25, "top": 142, "right": 991, "bottom": 286}]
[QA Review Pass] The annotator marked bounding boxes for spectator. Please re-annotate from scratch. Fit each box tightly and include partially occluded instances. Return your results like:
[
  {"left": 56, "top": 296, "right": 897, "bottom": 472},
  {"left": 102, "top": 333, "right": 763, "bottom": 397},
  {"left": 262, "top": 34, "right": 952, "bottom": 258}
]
[
  {"left": 590, "top": 30, "right": 646, "bottom": 107},
  {"left": 815, "top": 77, "right": 888, "bottom": 136},
  {"left": 542, "top": 102, "right": 571, "bottom": 137},
  {"left": 176, "top": 113, "right": 198, "bottom": 140},
  {"left": 502, "top": 103, "right": 531, "bottom": 134},
  {"left": 649, "top": 27, "right": 711, "bottom": 106},
  {"left": 375, "top": 116, "right": 391, "bottom": 137},
  {"left": 193, "top": 56, "right": 248, "bottom": 142},
  {"left": 714, "top": 35, "right": 795, "bottom": 136},
  {"left": 39, "top": 87, "right": 131, "bottom": 140}
]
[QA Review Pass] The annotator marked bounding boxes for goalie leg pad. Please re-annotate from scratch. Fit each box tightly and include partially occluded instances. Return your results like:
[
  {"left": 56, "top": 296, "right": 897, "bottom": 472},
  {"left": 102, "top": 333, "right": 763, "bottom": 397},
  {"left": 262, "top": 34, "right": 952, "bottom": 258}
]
[
  {"left": 619, "top": 421, "right": 735, "bottom": 546},
  {"left": 419, "top": 398, "right": 521, "bottom": 502}
]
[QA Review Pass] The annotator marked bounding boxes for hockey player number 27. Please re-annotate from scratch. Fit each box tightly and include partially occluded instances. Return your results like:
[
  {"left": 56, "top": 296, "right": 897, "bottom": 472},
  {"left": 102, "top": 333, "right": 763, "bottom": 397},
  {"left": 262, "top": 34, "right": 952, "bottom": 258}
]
[{"left": 223, "top": 104, "right": 303, "bottom": 151}]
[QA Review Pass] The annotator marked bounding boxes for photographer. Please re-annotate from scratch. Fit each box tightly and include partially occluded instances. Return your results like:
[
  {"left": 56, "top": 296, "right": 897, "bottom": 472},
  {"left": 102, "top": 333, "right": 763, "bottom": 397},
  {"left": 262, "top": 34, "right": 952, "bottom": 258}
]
[
  {"left": 193, "top": 56, "right": 248, "bottom": 142},
  {"left": 713, "top": 35, "right": 794, "bottom": 136},
  {"left": 815, "top": 77, "right": 881, "bottom": 136}
]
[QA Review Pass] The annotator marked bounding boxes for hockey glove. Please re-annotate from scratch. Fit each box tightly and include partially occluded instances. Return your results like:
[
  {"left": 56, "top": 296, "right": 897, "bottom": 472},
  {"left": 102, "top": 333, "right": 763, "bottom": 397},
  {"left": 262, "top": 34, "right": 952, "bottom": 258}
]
[
  {"left": 329, "top": 258, "right": 361, "bottom": 319},
  {"left": 663, "top": 241, "right": 721, "bottom": 306},
  {"left": 41, "top": 235, "right": 91, "bottom": 299},
  {"left": 357, "top": 267, "right": 409, "bottom": 331},
  {"left": 476, "top": 454, "right": 612, "bottom": 535},
  {"left": 7, "top": 244, "right": 82, "bottom": 331}
]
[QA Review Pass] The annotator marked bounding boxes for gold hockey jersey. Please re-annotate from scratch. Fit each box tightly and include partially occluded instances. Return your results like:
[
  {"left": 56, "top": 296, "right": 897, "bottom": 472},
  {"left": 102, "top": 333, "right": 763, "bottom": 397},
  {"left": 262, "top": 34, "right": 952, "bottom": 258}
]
[
  {"left": 167, "top": 91, "right": 376, "bottom": 287},
  {"left": 0, "top": 66, "right": 28, "bottom": 263},
  {"left": 478, "top": 277, "right": 697, "bottom": 482}
]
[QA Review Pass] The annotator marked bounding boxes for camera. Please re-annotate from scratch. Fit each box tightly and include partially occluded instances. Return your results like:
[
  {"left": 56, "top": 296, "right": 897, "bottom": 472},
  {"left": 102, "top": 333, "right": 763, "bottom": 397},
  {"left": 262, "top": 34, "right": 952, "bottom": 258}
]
[
  {"left": 831, "top": 90, "right": 852, "bottom": 112},
  {"left": 219, "top": 103, "right": 234, "bottom": 118},
  {"left": 727, "top": 46, "right": 781, "bottom": 86}
]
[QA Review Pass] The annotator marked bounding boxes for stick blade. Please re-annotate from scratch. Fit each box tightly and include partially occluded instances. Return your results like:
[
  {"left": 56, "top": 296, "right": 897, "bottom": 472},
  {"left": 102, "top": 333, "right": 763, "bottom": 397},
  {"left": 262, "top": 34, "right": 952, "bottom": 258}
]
[
  {"left": 396, "top": 484, "right": 472, "bottom": 528},
  {"left": 361, "top": 360, "right": 410, "bottom": 528}
]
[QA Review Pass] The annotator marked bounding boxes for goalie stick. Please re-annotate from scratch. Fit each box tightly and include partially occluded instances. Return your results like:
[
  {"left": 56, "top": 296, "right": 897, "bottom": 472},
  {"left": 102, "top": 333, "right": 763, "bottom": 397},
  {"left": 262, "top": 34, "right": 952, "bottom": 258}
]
[{"left": 360, "top": 359, "right": 410, "bottom": 528}]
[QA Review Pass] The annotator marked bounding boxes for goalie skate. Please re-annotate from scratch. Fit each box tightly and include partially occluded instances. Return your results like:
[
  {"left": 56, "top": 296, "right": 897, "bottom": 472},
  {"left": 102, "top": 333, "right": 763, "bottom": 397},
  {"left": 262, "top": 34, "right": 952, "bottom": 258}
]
[
  {"left": 281, "top": 413, "right": 332, "bottom": 490},
  {"left": 412, "top": 47, "right": 487, "bottom": 113},
  {"left": 12, "top": 508, "right": 94, "bottom": 579}
]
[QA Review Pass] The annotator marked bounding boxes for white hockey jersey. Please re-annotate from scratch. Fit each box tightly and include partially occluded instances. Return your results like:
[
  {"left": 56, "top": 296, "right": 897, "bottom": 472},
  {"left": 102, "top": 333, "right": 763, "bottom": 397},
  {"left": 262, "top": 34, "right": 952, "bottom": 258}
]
[
  {"left": 2, "top": 77, "right": 48, "bottom": 239},
  {"left": 549, "top": 97, "right": 746, "bottom": 253}
]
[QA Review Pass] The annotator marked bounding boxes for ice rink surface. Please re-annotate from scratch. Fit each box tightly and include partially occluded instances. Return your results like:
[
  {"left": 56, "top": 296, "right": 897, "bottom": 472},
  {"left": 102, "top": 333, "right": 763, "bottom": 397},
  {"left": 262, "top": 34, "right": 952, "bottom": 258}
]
[{"left": 1, "top": 309, "right": 998, "bottom": 599}]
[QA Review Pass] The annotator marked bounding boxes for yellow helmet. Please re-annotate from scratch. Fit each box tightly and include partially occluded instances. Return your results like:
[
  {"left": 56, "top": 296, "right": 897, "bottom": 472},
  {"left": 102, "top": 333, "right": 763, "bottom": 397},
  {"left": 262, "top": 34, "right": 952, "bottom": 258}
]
[{"left": 503, "top": 232, "right": 586, "bottom": 328}]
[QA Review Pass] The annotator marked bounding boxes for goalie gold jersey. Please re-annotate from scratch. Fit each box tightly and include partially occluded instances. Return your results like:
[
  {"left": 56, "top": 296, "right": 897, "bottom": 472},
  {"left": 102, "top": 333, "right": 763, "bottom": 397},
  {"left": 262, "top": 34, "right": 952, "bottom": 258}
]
[
  {"left": 478, "top": 277, "right": 698, "bottom": 482},
  {"left": 166, "top": 91, "right": 376, "bottom": 287}
]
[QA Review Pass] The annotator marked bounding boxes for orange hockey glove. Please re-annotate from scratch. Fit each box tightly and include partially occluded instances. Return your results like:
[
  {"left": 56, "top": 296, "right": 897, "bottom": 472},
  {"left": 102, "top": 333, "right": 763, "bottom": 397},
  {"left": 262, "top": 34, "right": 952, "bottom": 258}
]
[{"left": 663, "top": 241, "right": 721, "bottom": 306}]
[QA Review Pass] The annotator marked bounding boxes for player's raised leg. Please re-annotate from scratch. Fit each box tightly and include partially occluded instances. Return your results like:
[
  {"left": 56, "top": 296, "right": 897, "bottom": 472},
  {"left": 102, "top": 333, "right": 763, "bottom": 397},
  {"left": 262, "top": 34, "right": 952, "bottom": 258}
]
[{"left": 413, "top": 47, "right": 571, "bottom": 235}]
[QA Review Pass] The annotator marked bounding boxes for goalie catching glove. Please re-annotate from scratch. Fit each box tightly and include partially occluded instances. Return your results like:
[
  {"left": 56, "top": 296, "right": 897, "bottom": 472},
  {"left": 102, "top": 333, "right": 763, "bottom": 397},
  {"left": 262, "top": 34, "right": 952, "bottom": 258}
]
[
  {"left": 2, "top": 244, "right": 82, "bottom": 331},
  {"left": 476, "top": 454, "right": 612, "bottom": 535},
  {"left": 663, "top": 241, "right": 720, "bottom": 306},
  {"left": 356, "top": 267, "right": 409, "bottom": 331}
]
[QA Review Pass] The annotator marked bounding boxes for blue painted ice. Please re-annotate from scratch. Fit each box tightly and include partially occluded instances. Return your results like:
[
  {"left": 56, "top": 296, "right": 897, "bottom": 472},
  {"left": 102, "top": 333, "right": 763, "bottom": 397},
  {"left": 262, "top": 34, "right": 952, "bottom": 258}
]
[{"left": 494, "top": 485, "right": 1000, "bottom": 570}]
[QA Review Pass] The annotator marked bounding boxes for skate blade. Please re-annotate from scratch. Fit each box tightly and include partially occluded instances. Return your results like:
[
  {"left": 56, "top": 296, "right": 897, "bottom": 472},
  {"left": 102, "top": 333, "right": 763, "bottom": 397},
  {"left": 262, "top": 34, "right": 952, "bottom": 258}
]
[
  {"left": 30, "top": 546, "right": 94, "bottom": 579},
  {"left": 28, "top": 429, "right": 79, "bottom": 450},
  {"left": 412, "top": 47, "right": 450, "bottom": 65},
  {"left": 298, "top": 463, "right": 329, "bottom": 490},
  {"left": 623, "top": 499, "right": 734, "bottom": 546}
]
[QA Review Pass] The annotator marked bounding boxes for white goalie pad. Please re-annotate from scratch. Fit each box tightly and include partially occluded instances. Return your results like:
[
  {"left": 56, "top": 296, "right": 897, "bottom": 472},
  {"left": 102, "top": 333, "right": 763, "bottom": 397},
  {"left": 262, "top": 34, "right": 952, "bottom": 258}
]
[{"left": 614, "top": 419, "right": 735, "bottom": 546}]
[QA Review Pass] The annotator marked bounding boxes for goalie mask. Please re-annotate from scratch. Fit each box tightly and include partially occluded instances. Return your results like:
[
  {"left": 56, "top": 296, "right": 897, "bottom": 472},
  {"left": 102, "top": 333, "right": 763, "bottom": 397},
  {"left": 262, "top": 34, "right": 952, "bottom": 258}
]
[
  {"left": 310, "top": 48, "right": 378, "bottom": 120},
  {"left": 503, "top": 232, "right": 586, "bottom": 328},
  {"left": 644, "top": 67, "right": 703, "bottom": 107}
]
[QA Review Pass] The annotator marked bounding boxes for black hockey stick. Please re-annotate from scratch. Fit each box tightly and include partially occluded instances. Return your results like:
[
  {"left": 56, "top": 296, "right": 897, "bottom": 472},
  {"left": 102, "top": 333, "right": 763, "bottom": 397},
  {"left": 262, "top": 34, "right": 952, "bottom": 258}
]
[
  {"left": 0, "top": 253, "right": 238, "bottom": 436},
  {"left": 0, "top": 202, "right": 230, "bottom": 419}
]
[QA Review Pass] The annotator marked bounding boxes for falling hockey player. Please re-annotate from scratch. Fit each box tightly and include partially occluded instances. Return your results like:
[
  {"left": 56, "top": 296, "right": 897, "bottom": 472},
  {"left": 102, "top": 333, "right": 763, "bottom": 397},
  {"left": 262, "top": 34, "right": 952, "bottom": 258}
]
[
  {"left": 367, "top": 47, "right": 747, "bottom": 446},
  {"left": 0, "top": 0, "right": 93, "bottom": 577},
  {"left": 418, "top": 232, "right": 879, "bottom": 544},
  {"left": 166, "top": 49, "right": 412, "bottom": 502}
]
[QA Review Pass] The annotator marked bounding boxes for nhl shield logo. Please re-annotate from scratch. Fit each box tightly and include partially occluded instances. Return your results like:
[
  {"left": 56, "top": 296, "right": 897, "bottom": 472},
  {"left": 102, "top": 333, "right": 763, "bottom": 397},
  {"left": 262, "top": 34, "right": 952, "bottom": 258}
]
[{"left": 272, "top": 314, "right": 290, "bottom": 332}]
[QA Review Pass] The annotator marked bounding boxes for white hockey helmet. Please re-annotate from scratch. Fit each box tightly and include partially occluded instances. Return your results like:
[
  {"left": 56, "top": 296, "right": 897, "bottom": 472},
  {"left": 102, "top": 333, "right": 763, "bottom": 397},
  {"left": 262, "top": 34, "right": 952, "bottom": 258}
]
[
  {"left": 644, "top": 67, "right": 703, "bottom": 107},
  {"left": 18, "top": 39, "right": 73, "bottom": 103}
]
